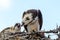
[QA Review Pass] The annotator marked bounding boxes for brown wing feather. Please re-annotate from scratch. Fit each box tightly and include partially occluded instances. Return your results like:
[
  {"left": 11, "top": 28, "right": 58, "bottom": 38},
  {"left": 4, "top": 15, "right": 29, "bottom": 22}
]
[{"left": 37, "top": 10, "right": 43, "bottom": 30}]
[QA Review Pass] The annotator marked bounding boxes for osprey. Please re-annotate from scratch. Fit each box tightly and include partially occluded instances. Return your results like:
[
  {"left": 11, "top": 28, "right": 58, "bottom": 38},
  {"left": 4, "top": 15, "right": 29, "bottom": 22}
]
[
  {"left": 1, "top": 23, "right": 21, "bottom": 33},
  {"left": 22, "top": 9, "right": 43, "bottom": 33},
  {"left": 0, "top": 23, "right": 21, "bottom": 40}
]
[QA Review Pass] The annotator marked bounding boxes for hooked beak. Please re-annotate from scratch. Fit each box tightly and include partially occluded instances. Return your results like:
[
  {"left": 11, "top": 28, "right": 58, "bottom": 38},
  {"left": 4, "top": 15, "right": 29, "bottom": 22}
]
[{"left": 21, "top": 22, "right": 25, "bottom": 26}]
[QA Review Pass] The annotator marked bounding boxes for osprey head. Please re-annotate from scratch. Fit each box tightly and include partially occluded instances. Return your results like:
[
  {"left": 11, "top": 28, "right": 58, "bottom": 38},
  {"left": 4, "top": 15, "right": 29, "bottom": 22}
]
[
  {"left": 22, "top": 9, "right": 38, "bottom": 25},
  {"left": 14, "top": 23, "right": 21, "bottom": 31}
]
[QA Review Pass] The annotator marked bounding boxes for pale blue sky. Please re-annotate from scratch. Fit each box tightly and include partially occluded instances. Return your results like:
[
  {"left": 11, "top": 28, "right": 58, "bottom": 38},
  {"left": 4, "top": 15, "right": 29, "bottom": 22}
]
[{"left": 0, "top": 0, "right": 60, "bottom": 39}]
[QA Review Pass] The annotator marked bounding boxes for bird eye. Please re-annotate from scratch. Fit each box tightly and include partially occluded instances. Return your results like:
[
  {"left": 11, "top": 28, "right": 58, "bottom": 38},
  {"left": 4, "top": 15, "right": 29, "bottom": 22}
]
[{"left": 26, "top": 17, "right": 30, "bottom": 20}]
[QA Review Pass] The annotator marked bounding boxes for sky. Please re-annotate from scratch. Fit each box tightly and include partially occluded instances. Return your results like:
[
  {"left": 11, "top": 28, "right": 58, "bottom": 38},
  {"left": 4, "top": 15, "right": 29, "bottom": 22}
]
[{"left": 0, "top": 0, "right": 60, "bottom": 39}]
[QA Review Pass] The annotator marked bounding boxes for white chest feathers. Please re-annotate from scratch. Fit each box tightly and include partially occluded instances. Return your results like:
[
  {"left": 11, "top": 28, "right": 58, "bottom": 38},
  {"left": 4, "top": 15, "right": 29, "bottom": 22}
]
[{"left": 27, "top": 20, "right": 39, "bottom": 33}]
